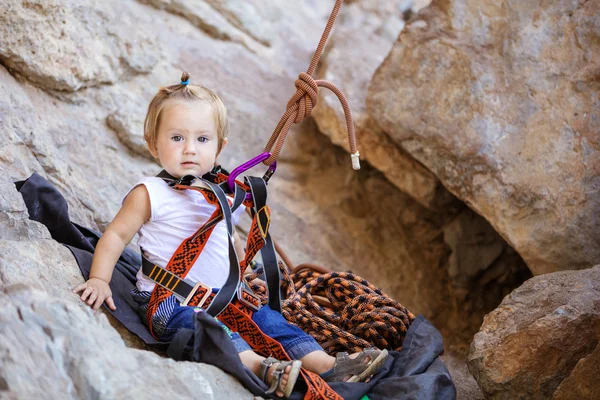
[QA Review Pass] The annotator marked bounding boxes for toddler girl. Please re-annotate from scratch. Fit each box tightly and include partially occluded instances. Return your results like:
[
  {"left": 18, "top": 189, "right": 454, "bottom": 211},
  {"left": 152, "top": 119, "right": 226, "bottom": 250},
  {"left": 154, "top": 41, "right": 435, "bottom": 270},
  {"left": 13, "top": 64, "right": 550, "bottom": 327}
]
[{"left": 74, "top": 72, "right": 388, "bottom": 398}]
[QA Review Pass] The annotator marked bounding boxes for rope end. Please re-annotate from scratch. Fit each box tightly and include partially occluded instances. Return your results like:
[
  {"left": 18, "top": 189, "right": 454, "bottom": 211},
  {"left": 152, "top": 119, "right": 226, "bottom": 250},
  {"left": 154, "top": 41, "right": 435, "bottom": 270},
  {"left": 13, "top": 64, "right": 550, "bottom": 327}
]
[{"left": 351, "top": 152, "right": 360, "bottom": 170}]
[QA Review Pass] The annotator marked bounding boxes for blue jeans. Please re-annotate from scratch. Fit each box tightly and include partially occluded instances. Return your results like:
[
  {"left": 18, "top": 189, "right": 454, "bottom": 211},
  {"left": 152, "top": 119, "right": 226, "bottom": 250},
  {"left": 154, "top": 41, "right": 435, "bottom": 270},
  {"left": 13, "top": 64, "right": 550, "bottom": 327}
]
[{"left": 158, "top": 302, "right": 323, "bottom": 360}]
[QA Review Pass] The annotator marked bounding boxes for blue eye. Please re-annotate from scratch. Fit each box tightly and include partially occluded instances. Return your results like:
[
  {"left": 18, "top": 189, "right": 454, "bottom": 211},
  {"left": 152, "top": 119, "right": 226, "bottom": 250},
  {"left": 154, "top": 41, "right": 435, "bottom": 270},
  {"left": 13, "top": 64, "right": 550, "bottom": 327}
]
[
  {"left": 171, "top": 135, "right": 183, "bottom": 142},
  {"left": 198, "top": 137, "right": 208, "bottom": 143}
]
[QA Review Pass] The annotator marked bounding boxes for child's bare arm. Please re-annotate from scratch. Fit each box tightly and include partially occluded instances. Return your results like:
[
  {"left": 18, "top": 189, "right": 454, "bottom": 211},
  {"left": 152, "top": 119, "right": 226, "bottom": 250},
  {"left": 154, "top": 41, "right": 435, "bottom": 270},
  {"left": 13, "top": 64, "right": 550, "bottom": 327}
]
[
  {"left": 233, "top": 230, "right": 246, "bottom": 262},
  {"left": 73, "top": 185, "right": 151, "bottom": 311}
]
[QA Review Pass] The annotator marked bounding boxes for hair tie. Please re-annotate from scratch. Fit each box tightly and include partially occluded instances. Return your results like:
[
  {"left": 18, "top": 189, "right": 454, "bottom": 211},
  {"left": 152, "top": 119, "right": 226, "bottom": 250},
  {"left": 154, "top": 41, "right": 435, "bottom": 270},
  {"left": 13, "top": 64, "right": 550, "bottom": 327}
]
[{"left": 181, "top": 79, "right": 190, "bottom": 85}]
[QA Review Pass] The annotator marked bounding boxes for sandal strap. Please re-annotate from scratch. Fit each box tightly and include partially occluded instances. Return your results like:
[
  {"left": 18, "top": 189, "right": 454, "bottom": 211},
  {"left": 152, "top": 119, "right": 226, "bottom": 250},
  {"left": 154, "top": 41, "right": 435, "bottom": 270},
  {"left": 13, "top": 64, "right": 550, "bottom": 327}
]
[
  {"left": 259, "top": 356, "right": 279, "bottom": 383},
  {"left": 266, "top": 369, "right": 284, "bottom": 395},
  {"left": 327, "top": 348, "right": 383, "bottom": 382},
  {"left": 336, "top": 352, "right": 349, "bottom": 362},
  {"left": 259, "top": 357, "right": 296, "bottom": 395}
]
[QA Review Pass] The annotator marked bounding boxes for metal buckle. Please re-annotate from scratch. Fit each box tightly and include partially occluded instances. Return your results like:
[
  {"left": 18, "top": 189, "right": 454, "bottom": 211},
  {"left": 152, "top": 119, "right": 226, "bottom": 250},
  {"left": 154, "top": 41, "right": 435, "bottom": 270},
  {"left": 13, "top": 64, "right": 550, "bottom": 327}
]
[
  {"left": 182, "top": 281, "right": 212, "bottom": 307},
  {"left": 237, "top": 285, "right": 261, "bottom": 311},
  {"left": 168, "top": 174, "right": 196, "bottom": 188}
]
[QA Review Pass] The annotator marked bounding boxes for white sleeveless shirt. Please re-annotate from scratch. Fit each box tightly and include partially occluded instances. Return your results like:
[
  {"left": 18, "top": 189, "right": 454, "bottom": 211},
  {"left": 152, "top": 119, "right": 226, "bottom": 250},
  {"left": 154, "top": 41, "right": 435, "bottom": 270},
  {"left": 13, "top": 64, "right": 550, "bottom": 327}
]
[{"left": 125, "top": 177, "right": 244, "bottom": 292}]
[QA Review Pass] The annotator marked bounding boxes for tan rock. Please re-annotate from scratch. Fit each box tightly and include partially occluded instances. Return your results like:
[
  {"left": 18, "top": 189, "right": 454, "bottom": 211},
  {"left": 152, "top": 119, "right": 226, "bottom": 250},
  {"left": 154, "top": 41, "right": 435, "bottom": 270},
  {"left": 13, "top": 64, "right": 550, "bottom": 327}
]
[
  {"left": 369, "top": 0, "right": 600, "bottom": 275},
  {"left": 468, "top": 265, "right": 600, "bottom": 399},
  {"left": 140, "top": 0, "right": 266, "bottom": 54},
  {"left": 0, "top": 0, "right": 158, "bottom": 92},
  {"left": 106, "top": 92, "right": 153, "bottom": 160}
]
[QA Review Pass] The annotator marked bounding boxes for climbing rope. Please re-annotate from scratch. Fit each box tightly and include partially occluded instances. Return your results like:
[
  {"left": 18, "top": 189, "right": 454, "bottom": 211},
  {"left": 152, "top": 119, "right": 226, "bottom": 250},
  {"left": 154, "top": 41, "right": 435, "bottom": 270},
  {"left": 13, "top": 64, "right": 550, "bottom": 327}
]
[
  {"left": 244, "top": 0, "right": 414, "bottom": 359},
  {"left": 263, "top": 0, "right": 360, "bottom": 170},
  {"left": 245, "top": 263, "right": 415, "bottom": 355}
]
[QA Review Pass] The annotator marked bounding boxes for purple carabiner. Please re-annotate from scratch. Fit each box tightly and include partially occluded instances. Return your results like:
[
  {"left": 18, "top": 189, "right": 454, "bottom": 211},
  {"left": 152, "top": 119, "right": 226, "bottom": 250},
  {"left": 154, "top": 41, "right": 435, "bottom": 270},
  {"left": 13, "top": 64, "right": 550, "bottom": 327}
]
[{"left": 228, "top": 152, "right": 271, "bottom": 192}]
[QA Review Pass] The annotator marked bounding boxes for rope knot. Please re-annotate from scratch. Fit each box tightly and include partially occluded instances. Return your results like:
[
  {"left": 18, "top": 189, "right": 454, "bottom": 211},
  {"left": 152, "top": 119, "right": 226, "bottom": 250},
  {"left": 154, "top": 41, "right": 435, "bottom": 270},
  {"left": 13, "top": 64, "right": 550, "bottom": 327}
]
[{"left": 286, "top": 72, "right": 318, "bottom": 123}]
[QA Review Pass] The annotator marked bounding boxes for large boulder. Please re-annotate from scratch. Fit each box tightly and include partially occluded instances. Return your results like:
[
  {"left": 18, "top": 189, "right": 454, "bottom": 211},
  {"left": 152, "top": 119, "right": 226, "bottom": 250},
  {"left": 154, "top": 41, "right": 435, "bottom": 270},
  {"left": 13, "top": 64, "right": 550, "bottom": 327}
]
[
  {"left": 468, "top": 265, "right": 600, "bottom": 399},
  {"left": 368, "top": 0, "right": 600, "bottom": 275}
]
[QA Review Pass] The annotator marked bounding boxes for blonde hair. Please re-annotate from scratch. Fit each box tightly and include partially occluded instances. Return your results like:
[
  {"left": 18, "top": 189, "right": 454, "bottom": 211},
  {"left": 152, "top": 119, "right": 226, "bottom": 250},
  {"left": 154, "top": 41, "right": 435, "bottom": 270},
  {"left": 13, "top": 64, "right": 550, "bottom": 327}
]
[{"left": 144, "top": 72, "right": 229, "bottom": 154}]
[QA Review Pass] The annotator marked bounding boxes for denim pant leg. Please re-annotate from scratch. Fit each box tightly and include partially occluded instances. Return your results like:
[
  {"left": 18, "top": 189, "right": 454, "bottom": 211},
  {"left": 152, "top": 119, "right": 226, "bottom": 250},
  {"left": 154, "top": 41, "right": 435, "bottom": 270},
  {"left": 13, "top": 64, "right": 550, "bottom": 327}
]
[
  {"left": 252, "top": 305, "right": 323, "bottom": 360},
  {"left": 158, "top": 303, "right": 251, "bottom": 353}
]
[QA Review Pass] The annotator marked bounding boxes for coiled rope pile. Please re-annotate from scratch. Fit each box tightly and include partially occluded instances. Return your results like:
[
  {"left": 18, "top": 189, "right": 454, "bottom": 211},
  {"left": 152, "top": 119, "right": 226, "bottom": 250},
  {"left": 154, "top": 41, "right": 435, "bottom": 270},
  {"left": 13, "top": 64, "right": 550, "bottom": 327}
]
[{"left": 245, "top": 262, "right": 415, "bottom": 355}]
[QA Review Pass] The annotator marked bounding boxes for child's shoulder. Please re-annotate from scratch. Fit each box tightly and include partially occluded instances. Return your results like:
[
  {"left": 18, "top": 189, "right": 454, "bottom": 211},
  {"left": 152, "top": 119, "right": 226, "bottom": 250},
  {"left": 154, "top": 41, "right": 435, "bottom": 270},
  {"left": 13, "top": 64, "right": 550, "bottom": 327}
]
[
  {"left": 123, "top": 176, "right": 169, "bottom": 204},
  {"left": 136, "top": 176, "right": 169, "bottom": 186},
  {"left": 133, "top": 176, "right": 171, "bottom": 193}
]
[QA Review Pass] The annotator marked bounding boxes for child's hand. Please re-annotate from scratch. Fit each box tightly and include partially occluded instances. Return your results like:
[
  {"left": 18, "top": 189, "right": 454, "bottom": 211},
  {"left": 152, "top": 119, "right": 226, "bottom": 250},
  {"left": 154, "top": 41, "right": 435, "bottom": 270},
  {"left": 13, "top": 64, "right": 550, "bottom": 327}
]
[{"left": 73, "top": 278, "right": 117, "bottom": 312}]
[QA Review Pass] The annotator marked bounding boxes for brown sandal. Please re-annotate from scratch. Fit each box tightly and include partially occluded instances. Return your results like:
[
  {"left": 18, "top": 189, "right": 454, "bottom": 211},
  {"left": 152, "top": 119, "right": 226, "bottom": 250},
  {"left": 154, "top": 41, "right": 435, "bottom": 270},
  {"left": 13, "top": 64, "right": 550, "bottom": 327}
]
[
  {"left": 324, "top": 348, "right": 389, "bottom": 383},
  {"left": 258, "top": 357, "right": 302, "bottom": 398}
]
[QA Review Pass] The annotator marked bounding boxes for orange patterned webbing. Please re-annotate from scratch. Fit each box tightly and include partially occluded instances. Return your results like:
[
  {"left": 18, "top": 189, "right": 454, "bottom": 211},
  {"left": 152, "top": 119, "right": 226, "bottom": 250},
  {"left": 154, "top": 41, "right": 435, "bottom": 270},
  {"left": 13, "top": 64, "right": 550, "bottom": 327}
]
[{"left": 145, "top": 187, "right": 221, "bottom": 338}]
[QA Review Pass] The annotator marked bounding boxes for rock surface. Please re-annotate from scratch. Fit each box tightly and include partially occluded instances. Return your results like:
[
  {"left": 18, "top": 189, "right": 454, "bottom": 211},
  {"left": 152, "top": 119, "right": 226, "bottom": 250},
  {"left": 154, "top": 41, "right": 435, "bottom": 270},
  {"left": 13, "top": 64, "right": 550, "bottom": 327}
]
[
  {"left": 369, "top": 0, "right": 600, "bottom": 275},
  {"left": 0, "top": 0, "right": 159, "bottom": 92},
  {"left": 468, "top": 265, "right": 600, "bottom": 399},
  {"left": 553, "top": 342, "right": 600, "bottom": 400},
  {"left": 0, "top": 286, "right": 251, "bottom": 399}
]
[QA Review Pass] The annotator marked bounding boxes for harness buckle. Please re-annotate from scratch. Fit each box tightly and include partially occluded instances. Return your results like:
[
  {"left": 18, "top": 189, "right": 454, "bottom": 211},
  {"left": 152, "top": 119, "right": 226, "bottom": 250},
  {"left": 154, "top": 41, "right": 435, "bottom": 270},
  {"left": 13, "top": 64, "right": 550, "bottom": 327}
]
[
  {"left": 182, "top": 281, "right": 212, "bottom": 307},
  {"left": 237, "top": 285, "right": 262, "bottom": 311},
  {"left": 168, "top": 174, "right": 196, "bottom": 188},
  {"left": 262, "top": 161, "right": 277, "bottom": 184}
]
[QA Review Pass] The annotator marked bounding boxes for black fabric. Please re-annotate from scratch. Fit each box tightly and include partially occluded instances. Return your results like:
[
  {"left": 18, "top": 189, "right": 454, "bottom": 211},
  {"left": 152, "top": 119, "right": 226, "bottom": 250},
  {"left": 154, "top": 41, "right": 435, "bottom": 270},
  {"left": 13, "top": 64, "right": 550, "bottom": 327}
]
[
  {"left": 247, "top": 176, "right": 282, "bottom": 313},
  {"left": 203, "top": 180, "right": 241, "bottom": 317},
  {"left": 16, "top": 172, "right": 456, "bottom": 400},
  {"left": 168, "top": 311, "right": 270, "bottom": 397}
]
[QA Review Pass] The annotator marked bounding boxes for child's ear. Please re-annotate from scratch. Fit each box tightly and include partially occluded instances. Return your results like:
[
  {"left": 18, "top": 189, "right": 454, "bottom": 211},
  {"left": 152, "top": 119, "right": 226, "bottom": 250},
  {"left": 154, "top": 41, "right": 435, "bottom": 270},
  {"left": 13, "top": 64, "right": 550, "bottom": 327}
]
[
  {"left": 217, "top": 138, "right": 228, "bottom": 157},
  {"left": 148, "top": 144, "right": 158, "bottom": 159}
]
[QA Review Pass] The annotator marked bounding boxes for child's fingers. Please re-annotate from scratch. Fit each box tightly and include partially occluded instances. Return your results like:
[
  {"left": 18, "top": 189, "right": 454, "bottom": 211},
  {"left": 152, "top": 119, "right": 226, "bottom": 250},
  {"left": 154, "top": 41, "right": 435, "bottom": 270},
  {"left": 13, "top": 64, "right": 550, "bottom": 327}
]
[
  {"left": 72, "top": 283, "right": 88, "bottom": 293},
  {"left": 79, "top": 286, "right": 94, "bottom": 302},
  {"left": 86, "top": 290, "right": 99, "bottom": 306},
  {"left": 92, "top": 295, "right": 105, "bottom": 311},
  {"left": 105, "top": 296, "right": 117, "bottom": 311}
]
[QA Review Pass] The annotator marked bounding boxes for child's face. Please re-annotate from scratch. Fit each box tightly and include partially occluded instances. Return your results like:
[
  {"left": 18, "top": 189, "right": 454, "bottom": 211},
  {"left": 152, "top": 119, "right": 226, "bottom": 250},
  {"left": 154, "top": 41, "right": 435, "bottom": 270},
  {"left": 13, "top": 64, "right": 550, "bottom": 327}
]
[{"left": 150, "top": 100, "right": 226, "bottom": 178}]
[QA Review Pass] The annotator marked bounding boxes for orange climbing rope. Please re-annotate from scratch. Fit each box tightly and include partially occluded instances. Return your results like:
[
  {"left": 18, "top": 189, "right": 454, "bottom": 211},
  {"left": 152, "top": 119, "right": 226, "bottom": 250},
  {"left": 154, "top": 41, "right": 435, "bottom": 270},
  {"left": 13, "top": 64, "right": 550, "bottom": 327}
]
[
  {"left": 245, "top": 262, "right": 416, "bottom": 356},
  {"left": 262, "top": 0, "right": 360, "bottom": 170}
]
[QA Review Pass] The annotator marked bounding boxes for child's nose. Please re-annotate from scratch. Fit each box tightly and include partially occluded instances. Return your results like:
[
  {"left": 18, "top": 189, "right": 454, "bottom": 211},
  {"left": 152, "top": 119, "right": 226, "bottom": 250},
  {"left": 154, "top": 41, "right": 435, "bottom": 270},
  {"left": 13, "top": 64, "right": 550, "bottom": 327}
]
[{"left": 183, "top": 141, "right": 197, "bottom": 154}]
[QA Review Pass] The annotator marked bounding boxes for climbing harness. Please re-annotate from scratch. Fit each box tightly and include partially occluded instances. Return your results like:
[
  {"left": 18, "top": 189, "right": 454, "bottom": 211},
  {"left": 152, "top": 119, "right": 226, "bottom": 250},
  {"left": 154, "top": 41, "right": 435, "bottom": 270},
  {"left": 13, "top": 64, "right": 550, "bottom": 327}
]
[{"left": 144, "top": 168, "right": 342, "bottom": 400}]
